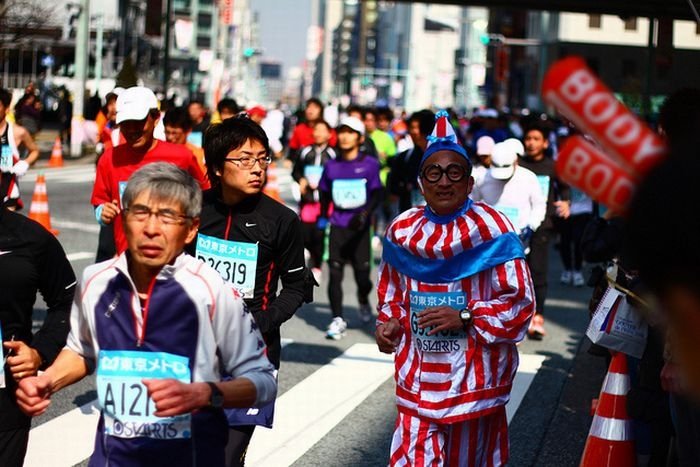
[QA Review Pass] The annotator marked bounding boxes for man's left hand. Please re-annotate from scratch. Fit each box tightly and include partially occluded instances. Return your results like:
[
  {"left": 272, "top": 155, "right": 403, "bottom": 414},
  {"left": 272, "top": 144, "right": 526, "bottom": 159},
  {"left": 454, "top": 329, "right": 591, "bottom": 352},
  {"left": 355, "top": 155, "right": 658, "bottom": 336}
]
[
  {"left": 4, "top": 340, "right": 42, "bottom": 380},
  {"left": 418, "top": 306, "right": 465, "bottom": 335},
  {"left": 554, "top": 200, "right": 570, "bottom": 219},
  {"left": 143, "top": 379, "right": 210, "bottom": 417}
]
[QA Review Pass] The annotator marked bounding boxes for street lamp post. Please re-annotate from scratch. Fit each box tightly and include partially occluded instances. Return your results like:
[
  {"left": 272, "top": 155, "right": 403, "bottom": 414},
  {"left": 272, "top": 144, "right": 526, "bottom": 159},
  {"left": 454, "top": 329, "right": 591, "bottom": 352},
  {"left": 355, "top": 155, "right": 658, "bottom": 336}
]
[{"left": 70, "top": 0, "right": 89, "bottom": 158}]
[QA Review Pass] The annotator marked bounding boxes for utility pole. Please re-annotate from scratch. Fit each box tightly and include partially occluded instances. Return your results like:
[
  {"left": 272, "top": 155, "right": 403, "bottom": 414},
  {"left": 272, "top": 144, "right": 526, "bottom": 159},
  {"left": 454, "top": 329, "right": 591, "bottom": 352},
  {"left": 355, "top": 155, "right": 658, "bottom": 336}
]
[
  {"left": 162, "top": 0, "right": 172, "bottom": 95},
  {"left": 70, "top": 0, "right": 90, "bottom": 158},
  {"left": 94, "top": 14, "right": 104, "bottom": 94}
]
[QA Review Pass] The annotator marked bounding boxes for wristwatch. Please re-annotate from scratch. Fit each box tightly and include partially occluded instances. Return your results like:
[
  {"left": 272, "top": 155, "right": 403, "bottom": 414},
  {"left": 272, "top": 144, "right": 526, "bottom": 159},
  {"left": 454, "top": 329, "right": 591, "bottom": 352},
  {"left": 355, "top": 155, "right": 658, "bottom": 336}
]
[
  {"left": 207, "top": 382, "right": 224, "bottom": 408},
  {"left": 459, "top": 308, "right": 473, "bottom": 330}
]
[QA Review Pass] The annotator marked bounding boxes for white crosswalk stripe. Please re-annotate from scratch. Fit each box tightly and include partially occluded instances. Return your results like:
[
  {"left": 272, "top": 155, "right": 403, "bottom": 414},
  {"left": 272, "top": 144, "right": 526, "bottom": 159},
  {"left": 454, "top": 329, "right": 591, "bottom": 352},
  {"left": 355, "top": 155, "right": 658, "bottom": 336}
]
[
  {"left": 25, "top": 344, "right": 544, "bottom": 467},
  {"left": 30, "top": 166, "right": 96, "bottom": 185}
]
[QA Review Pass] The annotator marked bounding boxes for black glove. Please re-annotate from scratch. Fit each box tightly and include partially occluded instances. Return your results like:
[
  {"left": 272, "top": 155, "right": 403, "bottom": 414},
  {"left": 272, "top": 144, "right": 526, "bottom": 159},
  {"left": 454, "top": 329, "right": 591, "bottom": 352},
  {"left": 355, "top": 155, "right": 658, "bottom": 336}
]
[{"left": 348, "top": 210, "right": 370, "bottom": 231}]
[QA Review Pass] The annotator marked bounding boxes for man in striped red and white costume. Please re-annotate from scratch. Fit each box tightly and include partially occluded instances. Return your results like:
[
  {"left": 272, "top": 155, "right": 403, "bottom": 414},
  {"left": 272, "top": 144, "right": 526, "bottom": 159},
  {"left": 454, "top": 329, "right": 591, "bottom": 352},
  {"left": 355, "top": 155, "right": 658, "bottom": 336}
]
[{"left": 376, "top": 111, "right": 535, "bottom": 466}]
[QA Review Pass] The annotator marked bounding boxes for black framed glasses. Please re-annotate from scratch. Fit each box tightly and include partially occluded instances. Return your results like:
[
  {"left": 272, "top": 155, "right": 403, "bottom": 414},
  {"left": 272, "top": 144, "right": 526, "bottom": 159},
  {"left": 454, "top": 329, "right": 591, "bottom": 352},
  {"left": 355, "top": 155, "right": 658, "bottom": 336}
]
[
  {"left": 224, "top": 156, "right": 272, "bottom": 169},
  {"left": 124, "top": 205, "right": 192, "bottom": 225},
  {"left": 421, "top": 163, "right": 468, "bottom": 183}
]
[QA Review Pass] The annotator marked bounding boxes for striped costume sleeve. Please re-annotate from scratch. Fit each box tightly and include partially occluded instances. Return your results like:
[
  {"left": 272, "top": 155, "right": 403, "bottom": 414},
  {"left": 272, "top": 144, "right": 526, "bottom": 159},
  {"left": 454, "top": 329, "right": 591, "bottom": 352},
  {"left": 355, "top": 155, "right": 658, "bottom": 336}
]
[
  {"left": 468, "top": 257, "right": 535, "bottom": 345},
  {"left": 376, "top": 259, "right": 408, "bottom": 326}
]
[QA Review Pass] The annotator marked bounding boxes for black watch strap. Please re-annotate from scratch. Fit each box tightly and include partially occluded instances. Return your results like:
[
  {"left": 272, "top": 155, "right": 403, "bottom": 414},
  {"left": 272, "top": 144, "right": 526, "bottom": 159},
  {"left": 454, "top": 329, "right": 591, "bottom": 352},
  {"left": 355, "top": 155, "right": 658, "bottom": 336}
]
[{"left": 207, "top": 382, "right": 224, "bottom": 408}]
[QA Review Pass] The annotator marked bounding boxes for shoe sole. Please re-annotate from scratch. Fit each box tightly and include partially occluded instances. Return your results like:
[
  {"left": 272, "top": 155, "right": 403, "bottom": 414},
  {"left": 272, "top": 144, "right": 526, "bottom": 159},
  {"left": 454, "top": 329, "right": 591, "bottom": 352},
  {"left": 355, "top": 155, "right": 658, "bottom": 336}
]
[{"left": 325, "top": 332, "right": 345, "bottom": 340}]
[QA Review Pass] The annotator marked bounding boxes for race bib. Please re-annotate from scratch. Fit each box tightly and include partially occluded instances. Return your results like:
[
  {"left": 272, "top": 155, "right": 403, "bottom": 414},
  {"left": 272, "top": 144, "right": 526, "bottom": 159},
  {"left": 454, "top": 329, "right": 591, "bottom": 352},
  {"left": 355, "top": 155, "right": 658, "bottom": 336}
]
[
  {"left": 410, "top": 189, "right": 425, "bottom": 208},
  {"left": 96, "top": 350, "right": 191, "bottom": 439},
  {"left": 187, "top": 131, "right": 203, "bottom": 148},
  {"left": 495, "top": 205, "right": 520, "bottom": 227},
  {"left": 0, "top": 145, "right": 13, "bottom": 172},
  {"left": 332, "top": 178, "right": 367, "bottom": 209},
  {"left": 196, "top": 233, "right": 258, "bottom": 299},
  {"left": 409, "top": 291, "right": 467, "bottom": 353},
  {"left": 304, "top": 165, "right": 324, "bottom": 190},
  {"left": 118, "top": 181, "right": 128, "bottom": 207},
  {"left": 537, "top": 175, "right": 550, "bottom": 200}
]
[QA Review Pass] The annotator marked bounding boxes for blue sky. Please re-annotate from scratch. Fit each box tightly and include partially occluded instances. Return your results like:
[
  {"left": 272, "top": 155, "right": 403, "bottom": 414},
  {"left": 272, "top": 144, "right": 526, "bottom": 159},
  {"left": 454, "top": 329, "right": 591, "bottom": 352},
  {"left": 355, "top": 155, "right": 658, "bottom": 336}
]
[{"left": 254, "top": 0, "right": 312, "bottom": 73}]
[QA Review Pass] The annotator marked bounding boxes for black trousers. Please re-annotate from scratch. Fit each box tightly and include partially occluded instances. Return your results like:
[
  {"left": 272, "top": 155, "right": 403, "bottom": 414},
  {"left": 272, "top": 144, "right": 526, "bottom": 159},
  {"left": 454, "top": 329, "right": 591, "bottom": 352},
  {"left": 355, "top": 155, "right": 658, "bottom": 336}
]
[
  {"left": 328, "top": 225, "right": 372, "bottom": 318},
  {"left": 527, "top": 226, "right": 552, "bottom": 315},
  {"left": 0, "top": 428, "right": 30, "bottom": 467},
  {"left": 224, "top": 425, "right": 256, "bottom": 467},
  {"left": 301, "top": 221, "right": 325, "bottom": 269},
  {"left": 555, "top": 213, "right": 591, "bottom": 271}
]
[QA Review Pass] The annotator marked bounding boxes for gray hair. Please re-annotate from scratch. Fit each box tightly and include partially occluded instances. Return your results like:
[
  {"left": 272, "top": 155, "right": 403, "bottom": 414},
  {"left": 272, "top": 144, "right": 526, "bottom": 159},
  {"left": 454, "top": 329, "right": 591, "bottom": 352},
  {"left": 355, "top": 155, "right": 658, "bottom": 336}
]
[{"left": 122, "top": 162, "right": 202, "bottom": 219}]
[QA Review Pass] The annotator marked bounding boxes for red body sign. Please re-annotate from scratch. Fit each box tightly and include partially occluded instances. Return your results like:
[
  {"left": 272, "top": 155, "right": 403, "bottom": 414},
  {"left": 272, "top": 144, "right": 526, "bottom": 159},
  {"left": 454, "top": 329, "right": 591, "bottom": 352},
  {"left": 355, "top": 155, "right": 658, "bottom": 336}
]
[
  {"left": 542, "top": 57, "right": 665, "bottom": 178},
  {"left": 555, "top": 136, "right": 637, "bottom": 213}
]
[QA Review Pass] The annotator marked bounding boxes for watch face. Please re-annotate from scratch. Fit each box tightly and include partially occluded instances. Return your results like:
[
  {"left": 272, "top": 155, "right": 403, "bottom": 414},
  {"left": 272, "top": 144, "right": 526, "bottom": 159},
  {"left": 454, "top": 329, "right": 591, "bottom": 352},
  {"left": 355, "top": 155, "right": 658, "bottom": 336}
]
[{"left": 460, "top": 309, "right": 472, "bottom": 321}]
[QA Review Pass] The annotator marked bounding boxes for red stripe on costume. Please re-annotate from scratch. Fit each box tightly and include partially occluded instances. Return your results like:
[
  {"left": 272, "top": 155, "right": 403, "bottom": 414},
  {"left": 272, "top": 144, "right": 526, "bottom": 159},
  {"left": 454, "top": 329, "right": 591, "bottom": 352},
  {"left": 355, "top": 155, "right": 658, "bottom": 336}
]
[
  {"left": 473, "top": 341, "right": 485, "bottom": 388},
  {"left": 480, "top": 203, "right": 512, "bottom": 234},
  {"left": 466, "top": 208, "right": 493, "bottom": 241},
  {"left": 467, "top": 418, "right": 478, "bottom": 467},
  {"left": 407, "top": 218, "right": 427, "bottom": 256},
  {"left": 422, "top": 380, "right": 452, "bottom": 392},
  {"left": 437, "top": 117, "right": 446, "bottom": 137},
  {"left": 422, "top": 362, "right": 452, "bottom": 373},
  {"left": 489, "top": 346, "right": 500, "bottom": 388},
  {"left": 431, "top": 431, "right": 442, "bottom": 465},
  {"left": 420, "top": 384, "right": 511, "bottom": 409},
  {"left": 448, "top": 421, "right": 463, "bottom": 466},
  {"left": 423, "top": 223, "right": 443, "bottom": 259},
  {"left": 440, "top": 223, "right": 455, "bottom": 259},
  {"left": 456, "top": 216, "right": 474, "bottom": 251},
  {"left": 415, "top": 419, "right": 429, "bottom": 467},
  {"left": 500, "top": 345, "right": 514, "bottom": 387},
  {"left": 404, "top": 349, "right": 421, "bottom": 391}
]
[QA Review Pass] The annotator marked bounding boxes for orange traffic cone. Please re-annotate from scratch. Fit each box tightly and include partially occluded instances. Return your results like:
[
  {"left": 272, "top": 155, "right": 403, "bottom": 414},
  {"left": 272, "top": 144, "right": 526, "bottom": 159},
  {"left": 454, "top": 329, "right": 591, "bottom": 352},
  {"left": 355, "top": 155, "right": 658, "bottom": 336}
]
[
  {"left": 28, "top": 174, "right": 59, "bottom": 235},
  {"left": 580, "top": 352, "right": 635, "bottom": 467},
  {"left": 48, "top": 137, "right": 64, "bottom": 167},
  {"left": 263, "top": 161, "right": 283, "bottom": 203}
]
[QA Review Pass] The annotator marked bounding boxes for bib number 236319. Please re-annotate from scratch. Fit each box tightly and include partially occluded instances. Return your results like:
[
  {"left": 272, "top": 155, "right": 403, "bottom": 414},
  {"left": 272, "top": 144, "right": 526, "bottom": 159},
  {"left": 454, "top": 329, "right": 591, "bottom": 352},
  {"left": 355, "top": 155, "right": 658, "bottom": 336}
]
[
  {"left": 196, "top": 233, "right": 258, "bottom": 299},
  {"left": 96, "top": 350, "right": 191, "bottom": 439}
]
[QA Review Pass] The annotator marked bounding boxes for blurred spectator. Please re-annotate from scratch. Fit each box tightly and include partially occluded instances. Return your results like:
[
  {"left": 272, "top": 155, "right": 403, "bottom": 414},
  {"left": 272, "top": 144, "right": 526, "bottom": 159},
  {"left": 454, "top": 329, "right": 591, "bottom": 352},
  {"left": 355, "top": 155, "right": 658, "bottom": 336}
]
[
  {"left": 217, "top": 98, "right": 240, "bottom": 121},
  {"left": 289, "top": 98, "right": 337, "bottom": 163},
  {"left": 16, "top": 94, "right": 41, "bottom": 137},
  {"left": 163, "top": 106, "right": 206, "bottom": 175}
]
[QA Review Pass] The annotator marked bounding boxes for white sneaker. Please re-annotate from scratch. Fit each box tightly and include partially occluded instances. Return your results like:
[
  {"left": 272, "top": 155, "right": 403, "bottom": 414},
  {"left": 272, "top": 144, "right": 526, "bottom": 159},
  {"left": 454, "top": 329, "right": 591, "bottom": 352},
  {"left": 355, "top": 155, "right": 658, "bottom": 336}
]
[
  {"left": 358, "top": 303, "right": 373, "bottom": 324},
  {"left": 560, "top": 270, "right": 572, "bottom": 285},
  {"left": 326, "top": 317, "right": 347, "bottom": 340},
  {"left": 573, "top": 271, "right": 585, "bottom": 287}
]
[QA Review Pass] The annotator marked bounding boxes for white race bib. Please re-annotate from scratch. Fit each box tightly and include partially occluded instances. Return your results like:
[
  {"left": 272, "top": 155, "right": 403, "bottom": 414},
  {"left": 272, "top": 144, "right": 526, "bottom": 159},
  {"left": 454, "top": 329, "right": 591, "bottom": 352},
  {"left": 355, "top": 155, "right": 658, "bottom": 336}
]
[
  {"left": 409, "top": 291, "right": 467, "bottom": 353},
  {"left": 96, "top": 350, "right": 191, "bottom": 439},
  {"left": 196, "top": 233, "right": 258, "bottom": 299},
  {"left": 0, "top": 145, "right": 13, "bottom": 172},
  {"left": 332, "top": 178, "right": 367, "bottom": 209},
  {"left": 304, "top": 165, "right": 324, "bottom": 190},
  {"left": 537, "top": 175, "right": 550, "bottom": 200},
  {"left": 495, "top": 205, "right": 520, "bottom": 227}
]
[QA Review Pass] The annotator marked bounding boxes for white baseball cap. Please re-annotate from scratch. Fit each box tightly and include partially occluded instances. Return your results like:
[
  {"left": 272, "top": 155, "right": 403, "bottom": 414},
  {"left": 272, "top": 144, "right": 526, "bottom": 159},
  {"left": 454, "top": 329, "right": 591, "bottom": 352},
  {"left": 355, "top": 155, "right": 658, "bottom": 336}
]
[
  {"left": 489, "top": 142, "right": 517, "bottom": 180},
  {"left": 476, "top": 136, "right": 495, "bottom": 156},
  {"left": 503, "top": 138, "right": 525, "bottom": 158},
  {"left": 116, "top": 86, "right": 159, "bottom": 124},
  {"left": 338, "top": 116, "right": 365, "bottom": 136}
]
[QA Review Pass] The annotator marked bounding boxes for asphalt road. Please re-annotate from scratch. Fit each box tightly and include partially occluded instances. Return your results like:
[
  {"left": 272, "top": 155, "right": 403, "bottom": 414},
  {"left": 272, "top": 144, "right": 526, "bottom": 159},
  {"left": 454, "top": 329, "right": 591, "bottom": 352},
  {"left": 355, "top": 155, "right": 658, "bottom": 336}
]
[{"left": 18, "top": 158, "right": 608, "bottom": 466}]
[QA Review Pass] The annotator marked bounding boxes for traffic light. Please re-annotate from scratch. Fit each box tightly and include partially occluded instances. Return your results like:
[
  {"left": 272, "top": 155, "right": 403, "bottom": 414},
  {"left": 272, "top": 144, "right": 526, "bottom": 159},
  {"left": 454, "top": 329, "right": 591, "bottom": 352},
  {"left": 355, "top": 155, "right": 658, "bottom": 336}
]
[
  {"left": 243, "top": 47, "right": 256, "bottom": 58},
  {"left": 479, "top": 34, "right": 490, "bottom": 46}
]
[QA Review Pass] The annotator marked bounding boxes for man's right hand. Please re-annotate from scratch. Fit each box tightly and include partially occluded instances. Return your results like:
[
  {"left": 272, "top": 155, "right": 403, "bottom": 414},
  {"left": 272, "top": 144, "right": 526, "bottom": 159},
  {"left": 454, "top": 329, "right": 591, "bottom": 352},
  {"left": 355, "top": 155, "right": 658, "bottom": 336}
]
[
  {"left": 100, "top": 200, "right": 120, "bottom": 225},
  {"left": 375, "top": 318, "right": 403, "bottom": 354},
  {"left": 15, "top": 374, "right": 53, "bottom": 416},
  {"left": 298, "top": 178, "right": 309, "bottom": 196}
]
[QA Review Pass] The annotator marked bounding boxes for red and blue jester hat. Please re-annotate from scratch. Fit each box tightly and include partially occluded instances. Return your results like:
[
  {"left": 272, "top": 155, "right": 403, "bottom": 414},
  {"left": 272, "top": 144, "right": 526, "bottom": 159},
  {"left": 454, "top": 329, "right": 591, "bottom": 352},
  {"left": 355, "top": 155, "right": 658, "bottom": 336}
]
[{"left": 420, "top": 110, "right": 471, "bottom": 167}]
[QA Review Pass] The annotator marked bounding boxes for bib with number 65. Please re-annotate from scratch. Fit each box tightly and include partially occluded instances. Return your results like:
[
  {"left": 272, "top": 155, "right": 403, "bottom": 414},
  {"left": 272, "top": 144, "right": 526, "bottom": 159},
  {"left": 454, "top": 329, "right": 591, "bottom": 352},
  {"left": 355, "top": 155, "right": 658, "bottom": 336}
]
[{"left": 195, "top": 233, "right": 258, "bottom": 299}]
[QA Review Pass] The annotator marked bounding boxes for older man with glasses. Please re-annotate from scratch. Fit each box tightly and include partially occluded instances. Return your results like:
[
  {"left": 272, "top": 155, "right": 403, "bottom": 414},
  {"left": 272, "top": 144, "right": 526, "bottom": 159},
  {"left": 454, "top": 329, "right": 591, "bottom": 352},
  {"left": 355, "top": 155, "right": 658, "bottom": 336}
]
[
  {"left": 16, "top": 162, "right": 276, "bottom": 466},
  {"left": 375, "top": 111, "right": 535, "bottom": 466},
  {"left": 186, "top": 115, "right": 309, "bottom": 467}
]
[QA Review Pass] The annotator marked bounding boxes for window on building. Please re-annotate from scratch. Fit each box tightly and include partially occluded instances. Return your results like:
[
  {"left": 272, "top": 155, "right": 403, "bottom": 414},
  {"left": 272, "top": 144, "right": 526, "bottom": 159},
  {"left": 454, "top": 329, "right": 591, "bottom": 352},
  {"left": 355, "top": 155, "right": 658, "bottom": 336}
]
[
  {"left": 198, "top": 13, "right": 212, "bottom": 28},
  {"left": 196, "top": 36, "right": 211, "bottom": 48},
  {"left": 624, "top": 17, "right": 638, "bottom": 31},
  {"left": 589, "top": 14, "right": 602, "bottom": 29}
]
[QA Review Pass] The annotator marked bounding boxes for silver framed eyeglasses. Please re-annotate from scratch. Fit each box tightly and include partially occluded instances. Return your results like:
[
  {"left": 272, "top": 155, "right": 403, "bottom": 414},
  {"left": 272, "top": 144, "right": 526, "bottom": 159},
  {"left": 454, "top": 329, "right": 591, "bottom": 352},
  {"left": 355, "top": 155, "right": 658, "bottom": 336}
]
[{"left": 224, "top": 156, "right": 272, "bottom": 169}]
